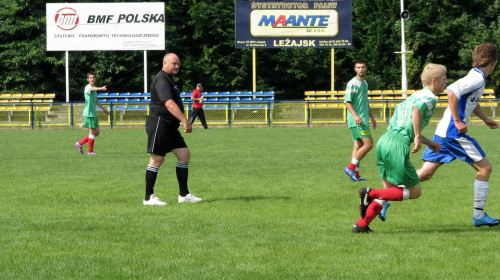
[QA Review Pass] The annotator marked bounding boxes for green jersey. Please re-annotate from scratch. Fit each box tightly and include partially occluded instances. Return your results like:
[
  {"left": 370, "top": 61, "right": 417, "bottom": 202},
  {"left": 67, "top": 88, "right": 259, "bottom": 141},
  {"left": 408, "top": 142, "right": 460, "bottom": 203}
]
[
  {"left": 83, "top": 84, "right": 97, "bottom": 118},
  {"left": 387, "top": 87, "right": 437, "bottom": 142},
  {"left": 344, "top": 77, "right": 369, "bottom": 128}
]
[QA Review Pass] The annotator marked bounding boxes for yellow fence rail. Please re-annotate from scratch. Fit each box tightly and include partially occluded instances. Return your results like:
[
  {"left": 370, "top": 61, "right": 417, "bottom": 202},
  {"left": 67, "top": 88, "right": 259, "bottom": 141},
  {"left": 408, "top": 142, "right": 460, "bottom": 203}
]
[{"left": 0, "top": 100, "right": 498, "bottom": 128}]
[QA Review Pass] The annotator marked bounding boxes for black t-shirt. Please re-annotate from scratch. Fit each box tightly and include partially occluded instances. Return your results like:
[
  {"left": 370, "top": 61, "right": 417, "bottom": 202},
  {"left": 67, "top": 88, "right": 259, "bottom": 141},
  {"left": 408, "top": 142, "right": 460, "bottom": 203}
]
[{"left": 149, "top": 70, "right": 184, "bottom": 125}]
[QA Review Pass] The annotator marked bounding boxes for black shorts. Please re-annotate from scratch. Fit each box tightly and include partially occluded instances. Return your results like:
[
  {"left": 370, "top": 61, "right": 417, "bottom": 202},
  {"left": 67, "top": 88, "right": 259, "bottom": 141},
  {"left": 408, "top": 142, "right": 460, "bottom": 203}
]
[{"left": 146, "top": 115, "right": 187, "bottom": 156}]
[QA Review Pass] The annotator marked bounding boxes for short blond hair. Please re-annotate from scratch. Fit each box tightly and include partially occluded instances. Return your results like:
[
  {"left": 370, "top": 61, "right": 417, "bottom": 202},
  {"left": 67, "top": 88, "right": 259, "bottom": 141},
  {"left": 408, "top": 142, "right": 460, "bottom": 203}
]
[{"left": 421, "top": 63, "right": 447, "bottom": 87}]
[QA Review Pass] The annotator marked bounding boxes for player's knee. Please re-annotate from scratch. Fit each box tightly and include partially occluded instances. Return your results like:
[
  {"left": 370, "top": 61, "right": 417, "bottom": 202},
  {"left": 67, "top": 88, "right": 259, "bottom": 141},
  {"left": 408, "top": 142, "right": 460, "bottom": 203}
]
[
  {"left": 417, "top": 166, "right": 436, "bottom": 181},
  {"left": 486, "top": 164, "right": 492, "bottom": 175},
  {"left": 407, "top": 183, "right": 422, "bottom": 199},
  {"left": 366, "top": 141, "right": 374, "bottom": 150},
  {"left": 90, "top": 128, "right": 100, "bottom": 137},
  {"left": 177, "top": 151, "right": 190, "bottom": 162},
  {"left": 479, "top": 164, "right": 493, "bottom": 177},
  {"left": 149, "top": 155, "right": 165, "bottom": 167},
  {"left": 409, "top": 188, "right": 421, "bottom": 199},
  {"left": 419, "top": 171, "right": 433, "bottom": 182}
]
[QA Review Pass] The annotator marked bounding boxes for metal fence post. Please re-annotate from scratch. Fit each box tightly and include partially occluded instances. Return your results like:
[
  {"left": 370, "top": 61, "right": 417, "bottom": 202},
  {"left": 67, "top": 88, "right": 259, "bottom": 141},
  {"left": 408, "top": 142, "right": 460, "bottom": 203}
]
[
  {"left": 70, "top": 102, "right": 74, "bottom": 127},
  {"left": 267, "top": 101, "right": 271, "bottom": 127},
  {"left": 385, "top": 100, "right": 390, "bottom": 124},
  {"left": 30, "top": 102, "right": 34, "bottom": 129},
  {"left": 228, "top": 101, "right": 232, "bottom": 127},
  {"left": 110, "top": 103, "right": 114, "bottom": 129},
  {"left": 306, "top": 101, "right": 310, "bottom": 127}
]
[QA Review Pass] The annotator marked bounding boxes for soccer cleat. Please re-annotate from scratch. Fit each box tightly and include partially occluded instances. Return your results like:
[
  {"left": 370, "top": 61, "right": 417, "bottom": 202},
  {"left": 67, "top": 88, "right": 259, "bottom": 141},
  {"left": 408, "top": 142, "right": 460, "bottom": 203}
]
[
  {"left": 379, "top": 202, "right": 390, "bottom": 222},
  {"left": 344, "top": 167, "right": 359, "bottom": 181},
  {"left": 75, "top": 142, "right": 83, "bottom": 154},
  {"left": 352, "top": 222, "right": 373, "bottom": 233},
  {"left": 178, "top": 193, "right": 203, "bottom": 203},
  {"left": 143, "top": 194, "right": 167, "bottom": 206},
  {"left": 472, "top": 212, "right": 500, "bottom": 227},
  {"left": 359, "top": 187, "right": 373, "bottom": 218},
  {"left": 88, "top": 151, "right": 97, "bottom": 155},
  {"left": 357, "top": 176, "right": 367, "bottom": 181}
]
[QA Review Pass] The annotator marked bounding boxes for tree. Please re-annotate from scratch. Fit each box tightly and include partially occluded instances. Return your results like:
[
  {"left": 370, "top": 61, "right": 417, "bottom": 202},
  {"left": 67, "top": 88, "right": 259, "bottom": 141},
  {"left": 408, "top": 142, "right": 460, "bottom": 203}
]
[{"left": 1, "top": 0, "right": 499, "bottom": 99}]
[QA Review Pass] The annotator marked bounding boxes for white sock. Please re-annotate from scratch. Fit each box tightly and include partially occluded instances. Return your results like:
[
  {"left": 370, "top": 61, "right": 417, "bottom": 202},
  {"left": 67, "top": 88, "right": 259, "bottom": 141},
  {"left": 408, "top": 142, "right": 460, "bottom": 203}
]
[
  {"left": 402, "top": 187, "right": 410, "bottom": 200},
  {"left": 374, "top": 199, "right": 387, "bottom": 207},
  {"left": 351, "top": 158, "right": 360, "bottom": 166},
  {"left": 474, "top": 179, "right": 489, "bottom": 219}
]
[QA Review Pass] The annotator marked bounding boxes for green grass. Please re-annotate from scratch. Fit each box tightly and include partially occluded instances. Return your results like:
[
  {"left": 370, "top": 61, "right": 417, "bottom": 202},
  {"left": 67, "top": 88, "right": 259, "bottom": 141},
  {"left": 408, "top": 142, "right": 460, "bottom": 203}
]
[{"left": 1, "top": 125, "right": 500, "bottom": 279}]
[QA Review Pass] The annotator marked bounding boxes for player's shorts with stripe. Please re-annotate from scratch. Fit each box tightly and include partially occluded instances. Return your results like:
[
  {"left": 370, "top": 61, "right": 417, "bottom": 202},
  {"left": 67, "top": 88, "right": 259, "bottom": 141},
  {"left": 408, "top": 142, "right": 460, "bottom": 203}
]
[
  {"left": 349, "top": 124, "right": 372, "bottom": 141},
  {"left": 83, "top": 117, "right": 99, "bottom": 128},
  {"left": 146, "top": 115, "right": 187, "bottom": 157},
  {"left": 376, "top": 131, "right": 419, "bottom": 187},
  {"left": 422, "top": 134, "right": 485, "bottom": 164}
]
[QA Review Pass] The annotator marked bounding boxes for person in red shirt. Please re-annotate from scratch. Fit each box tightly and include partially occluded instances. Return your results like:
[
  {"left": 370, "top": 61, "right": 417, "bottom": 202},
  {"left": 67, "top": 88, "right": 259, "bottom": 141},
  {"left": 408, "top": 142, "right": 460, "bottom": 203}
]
[{"left": 189, "top": 83, "right": 209, "bottom": 129}]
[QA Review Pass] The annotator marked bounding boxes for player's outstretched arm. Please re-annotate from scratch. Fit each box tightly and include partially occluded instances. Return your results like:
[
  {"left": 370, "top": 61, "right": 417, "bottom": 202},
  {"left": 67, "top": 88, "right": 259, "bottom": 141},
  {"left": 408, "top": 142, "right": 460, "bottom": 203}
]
[{"left": 91, "top": 86, "right": 107, "bottom": 91}]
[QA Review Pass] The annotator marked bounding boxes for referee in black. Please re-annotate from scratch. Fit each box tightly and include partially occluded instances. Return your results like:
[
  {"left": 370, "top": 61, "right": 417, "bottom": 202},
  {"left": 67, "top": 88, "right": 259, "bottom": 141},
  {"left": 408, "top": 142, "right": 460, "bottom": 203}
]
[{"left": 143, "top": 53, "right": 202, "bottom": 205}]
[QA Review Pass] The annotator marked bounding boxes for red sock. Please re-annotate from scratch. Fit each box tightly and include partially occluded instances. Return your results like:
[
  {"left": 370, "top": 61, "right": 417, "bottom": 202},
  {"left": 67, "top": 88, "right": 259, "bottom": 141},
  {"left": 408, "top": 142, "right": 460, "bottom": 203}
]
[
  {"left": 355, "top": 169, "right": 360, "bottom": 178},
  {"left": 357, "top": 201, "right": 383, "bottom": 227},
  {"left": 348, "top": 162, "right": 357, "bottom": 170},
  {"left": 370, "top": 187, "right": 404, "bottom": 201},
  {"left": 88, "top": 138, "right": 95, "bottom": 153},
  {"left": 78, "top": 135, "right": 89, "bottom": 146}
]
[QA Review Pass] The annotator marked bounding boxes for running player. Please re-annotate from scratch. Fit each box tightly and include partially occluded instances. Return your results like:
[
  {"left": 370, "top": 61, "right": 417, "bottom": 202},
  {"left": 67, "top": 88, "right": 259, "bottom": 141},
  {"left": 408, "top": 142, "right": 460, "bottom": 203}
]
[
  {"left": 417, "top": 43, "right": 499, "bottom": 227},
  {"left": 352, "top": 63, "right": 447, "bottom": 233}
]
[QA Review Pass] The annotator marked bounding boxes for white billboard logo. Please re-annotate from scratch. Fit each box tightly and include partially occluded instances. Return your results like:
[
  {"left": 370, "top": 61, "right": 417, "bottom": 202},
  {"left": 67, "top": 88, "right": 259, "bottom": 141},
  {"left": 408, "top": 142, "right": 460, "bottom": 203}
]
[{"left": 55, "top": 7, "right": 79, "bottom": 31}]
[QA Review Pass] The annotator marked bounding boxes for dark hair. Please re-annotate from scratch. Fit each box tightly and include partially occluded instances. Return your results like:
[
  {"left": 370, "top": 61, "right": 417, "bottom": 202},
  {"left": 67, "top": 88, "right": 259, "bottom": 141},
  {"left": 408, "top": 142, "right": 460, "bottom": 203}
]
[
  {"left": 354, "top": 60, "right": 367, "bottom": 67},
  {"left": 86, "top": 72, "right": 95, "bottom": 78}
]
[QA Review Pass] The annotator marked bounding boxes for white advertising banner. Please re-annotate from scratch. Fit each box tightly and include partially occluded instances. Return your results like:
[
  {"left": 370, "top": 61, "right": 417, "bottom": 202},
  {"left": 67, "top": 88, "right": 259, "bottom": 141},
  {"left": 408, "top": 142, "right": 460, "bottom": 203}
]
[{"left": 46, "top": 3, "right": 165, "bottom": 51}]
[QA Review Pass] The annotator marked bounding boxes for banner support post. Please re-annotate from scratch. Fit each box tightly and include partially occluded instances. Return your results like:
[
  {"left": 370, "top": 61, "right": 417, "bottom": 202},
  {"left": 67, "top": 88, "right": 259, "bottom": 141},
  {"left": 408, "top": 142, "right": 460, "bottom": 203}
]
[
  {"left": 144, "top": 51, "right": 148, "bottom": 93},
  {"left": 252, "top": 48, "right": 257, "bottom": 92},
  {"left": 66, "top": 51, "right": 69, "bottom": 102},
  {"left": 331, "top": 48, "right": 335, "bottom": 92}
]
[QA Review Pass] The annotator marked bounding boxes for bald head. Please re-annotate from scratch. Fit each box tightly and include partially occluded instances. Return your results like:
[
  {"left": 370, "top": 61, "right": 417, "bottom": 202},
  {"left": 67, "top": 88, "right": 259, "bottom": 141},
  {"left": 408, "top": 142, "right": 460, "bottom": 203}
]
[{"left": 162, "top": 53, "right": 180, "bottom": 75}]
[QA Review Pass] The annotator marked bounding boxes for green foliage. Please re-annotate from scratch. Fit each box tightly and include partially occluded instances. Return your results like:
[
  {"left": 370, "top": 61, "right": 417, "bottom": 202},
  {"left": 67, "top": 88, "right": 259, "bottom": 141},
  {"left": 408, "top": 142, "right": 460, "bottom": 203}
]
[{"left": 0, "top": 0, "right": 499, "bottom": 99}]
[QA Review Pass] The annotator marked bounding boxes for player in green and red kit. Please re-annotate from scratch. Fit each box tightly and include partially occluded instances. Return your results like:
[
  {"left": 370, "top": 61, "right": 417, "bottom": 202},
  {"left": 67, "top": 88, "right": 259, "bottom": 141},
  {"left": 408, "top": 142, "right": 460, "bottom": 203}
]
[
  {"left": 75, "top": 72, "right": 109, "bottom": 155},
  {"left": 344, "top": 60, "right": 377, "bottom": 181},
  {"left": 352, "top": 63, "right": 448, "bottom": 233}
]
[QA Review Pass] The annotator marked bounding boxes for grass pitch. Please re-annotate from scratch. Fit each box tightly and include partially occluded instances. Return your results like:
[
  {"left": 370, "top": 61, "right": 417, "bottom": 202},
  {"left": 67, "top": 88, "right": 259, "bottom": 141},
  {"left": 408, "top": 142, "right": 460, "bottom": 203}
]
[{"left": 1, "top": 125, "right": 500, "bottom": 279}]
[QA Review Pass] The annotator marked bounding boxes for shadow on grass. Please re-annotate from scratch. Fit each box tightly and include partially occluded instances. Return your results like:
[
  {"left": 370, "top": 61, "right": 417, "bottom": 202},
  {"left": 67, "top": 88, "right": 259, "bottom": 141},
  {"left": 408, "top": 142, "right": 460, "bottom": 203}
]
[
  {"left": 384, "top": 224, "right": 500, "bottom": 234},
  {"left": 203, "top": 195, "right": 292, "bottom": 203}
]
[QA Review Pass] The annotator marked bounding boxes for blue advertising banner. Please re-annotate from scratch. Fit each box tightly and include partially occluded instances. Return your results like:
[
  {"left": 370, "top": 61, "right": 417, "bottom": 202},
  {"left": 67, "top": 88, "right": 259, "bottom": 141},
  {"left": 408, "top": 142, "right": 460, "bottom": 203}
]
[{"left": 235, "top": 1, "right": 352, "bottom": 49}]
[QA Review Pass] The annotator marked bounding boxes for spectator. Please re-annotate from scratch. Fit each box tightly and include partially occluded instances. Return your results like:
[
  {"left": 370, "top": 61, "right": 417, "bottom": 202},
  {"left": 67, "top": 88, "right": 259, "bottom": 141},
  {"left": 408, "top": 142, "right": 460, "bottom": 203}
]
[{"left": 189, "top": 83, "right": 209, "bottom": 129}]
